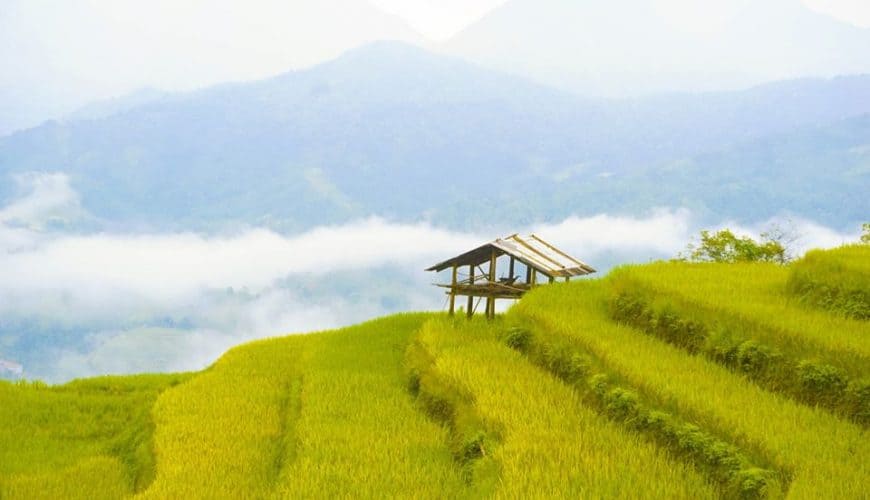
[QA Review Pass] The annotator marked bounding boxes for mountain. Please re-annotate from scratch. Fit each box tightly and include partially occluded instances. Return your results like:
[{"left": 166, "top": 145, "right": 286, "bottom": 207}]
[
  {"left": 0, "top": 0, "right": 424, "bottom": 136},
  {"left": 1, "top": 42, "right": 868, "bottom": 231},
  {"left": 64, "top": 88, "right": 173, "bottom": 123},
  {"left": 444, "top": 0, "right": 870, "bottom": 96},
  {"left": 577, "top": 113, "right": 870, "bottom": 225}
]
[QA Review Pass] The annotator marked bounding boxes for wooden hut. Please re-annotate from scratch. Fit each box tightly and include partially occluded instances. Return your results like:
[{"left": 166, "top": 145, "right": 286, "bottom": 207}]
[{"left": 426, "top": 234, "right": 595, "bottom": 319}]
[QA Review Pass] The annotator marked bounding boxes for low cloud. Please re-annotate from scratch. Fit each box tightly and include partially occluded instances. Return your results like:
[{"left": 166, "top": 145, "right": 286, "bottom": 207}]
[
  {"left": 0, "top": 172, "right": 83, "bottom": 229},
  {"left": 0, "top": 173, "right": 861, "bottom": 381},
  {"left": 533, "top": 208, "right": 693, "bottom": 257}
]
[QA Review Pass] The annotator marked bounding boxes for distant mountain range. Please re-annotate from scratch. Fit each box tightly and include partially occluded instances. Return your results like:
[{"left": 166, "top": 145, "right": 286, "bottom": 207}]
[
  {"left": 444, "top": 0, "right": 870, "bottom": 96},
  {"left": 0, "top": 42, "right": 867, "bottom": 231},
  {"left": 5, "top": 1, "right": 870, "bottom": 137},
  {"left": 0, "top": 0, "right": 423, "bottom": 136}
]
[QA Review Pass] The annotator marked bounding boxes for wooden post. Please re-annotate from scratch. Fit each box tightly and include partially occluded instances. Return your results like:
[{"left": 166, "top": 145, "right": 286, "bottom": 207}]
[
  {"left": 530, "top": 268, "right": 537, "bottom": 288},
  {"left": 525, "top": 265, "right": 532, "bottom": 285},
  {"left": 566, "top": 276, "right": 571, "bottom": 283},
  {"left": 467, "top": 264, "right": 474, "bottom": 318},
  {"left": 449, "top": 264, "right": 457, "bottom": 316},
  {"left": 548, "top": 275, "right": 555, "bottom": 284},
  {"left": 486, "top": 249, "right": 497, "bottom": 319},
  {"left": 509, "top": 256, "right": 515, "bottom": 280}
]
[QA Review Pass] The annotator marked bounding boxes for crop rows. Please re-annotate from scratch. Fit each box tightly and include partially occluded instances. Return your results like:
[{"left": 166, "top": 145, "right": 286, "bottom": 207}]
[
  {"left": 271, "top": 315, "right": 467, "bottom": 498},
  {"left": 511, "top": 280, "right": 869, "bottom": 498},
  {"left": 408, "top": 317, "right": 718, "bottom": 498},
  {"left": 608, "top": 266, "right": 869, "bottom": 426},
  {"left": 499, "top": 323, "right": 783, "bottom": 497}
]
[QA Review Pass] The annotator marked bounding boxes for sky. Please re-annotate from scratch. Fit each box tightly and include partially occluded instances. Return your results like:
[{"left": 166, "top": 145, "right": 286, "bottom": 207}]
[{"left": 373, "top": 0, "right": 870, "bottom": 39}]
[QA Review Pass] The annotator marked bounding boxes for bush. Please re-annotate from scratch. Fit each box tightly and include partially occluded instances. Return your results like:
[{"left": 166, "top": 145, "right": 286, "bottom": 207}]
[
  {"left": 786, "top": 245, "right": 870, "bottom": 319},
  {"left": 503, "top": 327, "right": 531, "bottom": 352},
  {"left": 797, "top": 361, "right": 847, "bottom": 405}
]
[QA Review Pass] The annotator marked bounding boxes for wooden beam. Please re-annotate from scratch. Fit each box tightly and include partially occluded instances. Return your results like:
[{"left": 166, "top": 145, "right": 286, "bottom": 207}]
[
  {"left": 528, "top": 233, "right": 587, "bottom": 268},
  {"left": 449, "top": 264, "right": 457, "bottom": 316},
  {"left": 509, "top": 256, "right": 515, "bottom": 279},
  {"left": 486, "top": 249, "right": 497, "bottom": 318},
  {"left": 467, "top": 264, "right": 474, "bottom": 318},
  {"left": 507, "top": 234, "right": 566, "bottom": 272}
]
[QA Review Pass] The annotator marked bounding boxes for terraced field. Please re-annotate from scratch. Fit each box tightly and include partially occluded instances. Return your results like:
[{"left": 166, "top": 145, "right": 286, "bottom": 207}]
[{"left": 1, "top": 246, "right": 867, "bottom": 498}]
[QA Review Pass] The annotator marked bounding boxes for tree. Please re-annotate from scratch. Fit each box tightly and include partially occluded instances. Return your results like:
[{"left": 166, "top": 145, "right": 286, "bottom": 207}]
[
  {"left": 862, "top": 223, "right": 870, "bottom": 244},
  {"left": 680, "top": 229, "right": 789, "bottom": 264},
  {"left": 758, "top": 220, "right": 800, "bottom": 264}
]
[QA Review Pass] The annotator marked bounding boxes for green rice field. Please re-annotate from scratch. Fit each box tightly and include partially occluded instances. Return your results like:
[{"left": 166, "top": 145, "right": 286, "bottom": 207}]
[{"left": 1, "top": 246, "right": 867, "bottom": 498}]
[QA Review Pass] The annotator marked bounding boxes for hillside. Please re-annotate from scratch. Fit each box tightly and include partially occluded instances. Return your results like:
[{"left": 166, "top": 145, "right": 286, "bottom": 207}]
[
  {"left": 2, "top": 246, "right": 867, "bottom": 498},
  {"left": 1, "top": 43, "right": 869, "bottom": 231},
  {"left": 444, "top": 0, "right": 870, "bottom": 95}
]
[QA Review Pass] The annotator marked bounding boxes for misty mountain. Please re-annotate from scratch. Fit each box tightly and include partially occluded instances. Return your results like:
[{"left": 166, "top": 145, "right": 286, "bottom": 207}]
[
  {"left": 0, "top": 0, "right": 423, "bottom": 136},
  {"left": 64, "top": 88, "right": 173, "bottom": 123},
  {"left": 0, "top": 42, "right": 868, "bottom": 232},
  {"left": 444, "top": 0, "right": 870, "bottom": 96},
  {"left": 573, "top": 114, "right": 870, "bottom": 225}
]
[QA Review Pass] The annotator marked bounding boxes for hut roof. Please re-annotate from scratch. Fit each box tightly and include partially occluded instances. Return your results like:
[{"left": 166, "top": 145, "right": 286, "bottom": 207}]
[{"left": 426, "top": 234, "right": 596, "bottom": 278}]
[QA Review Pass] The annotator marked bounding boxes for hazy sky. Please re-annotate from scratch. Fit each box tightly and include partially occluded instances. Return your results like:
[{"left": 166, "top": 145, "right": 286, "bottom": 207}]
[{"left": 375, "top": 0, "right": 870, "bottom": 39}]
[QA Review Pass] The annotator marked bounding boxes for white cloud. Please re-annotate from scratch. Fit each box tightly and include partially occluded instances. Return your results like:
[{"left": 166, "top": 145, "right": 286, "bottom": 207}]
[
  {"left": 533, "top": 208, "right": 693, "bottom": 257},
  {"left": 0, "top": 172, "right": 82, "bottom": 228},
  {"left": 0, "top": 218, "right": 485, "bottom": 309},
  {"left": 1, "top": 176, "right": 861, "bottom": 381}
]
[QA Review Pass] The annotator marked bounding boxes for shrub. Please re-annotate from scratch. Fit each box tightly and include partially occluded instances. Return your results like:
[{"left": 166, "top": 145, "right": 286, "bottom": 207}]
[{"left": 786, "top": 245, "right": 870, "bottom": 320}]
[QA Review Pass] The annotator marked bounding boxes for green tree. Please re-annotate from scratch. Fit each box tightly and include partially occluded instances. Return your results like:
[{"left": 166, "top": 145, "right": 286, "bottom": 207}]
[
  {"left": 862, "top": 223, "right": 870, "bottom": 244},
  {"left": 681, "top": 229, "right": 788, "bottom": 263}
]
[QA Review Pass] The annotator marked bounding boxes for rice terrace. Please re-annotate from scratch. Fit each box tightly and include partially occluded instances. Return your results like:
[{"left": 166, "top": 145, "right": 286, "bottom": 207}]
[
  {"left": 1, "top": 239, "right": 867, "bottom": 499},
  {"left": 2, "top": 1, "right": 870, "bottom": 498}
]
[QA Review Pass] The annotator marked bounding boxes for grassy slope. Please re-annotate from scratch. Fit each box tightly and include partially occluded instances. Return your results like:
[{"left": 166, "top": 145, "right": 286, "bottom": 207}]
[
  {"left": 610, "top": 262, "right": 870, "bottom": 372},
  {"left": 786, "top": 244, "right": 870, "bottom": 319},
  {"left": 606, "top": 261, "right": 870, "bottom": 425},
  {"left": 0, "top": 374, "right": 190, "bottom": 499},
  {"left": 143, "top": 314, "right": 467, "bottom": 499},
  {"left": 412, "top": 318, "right": 716, "bottom": 498},
  {"left": 511, "top": 281, "right": 868, "bottom": 498},
  {"left": 1, "top": 251, "right": 867, "bottom": 498}
]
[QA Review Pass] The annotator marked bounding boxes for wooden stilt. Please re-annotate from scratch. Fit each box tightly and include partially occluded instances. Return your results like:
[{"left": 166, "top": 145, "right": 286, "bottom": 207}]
[
  {"left": 449, "top": 264, "right": 457, "bottom": 316},
  {"left": 530, "top": 268, "right": 537, "bottom": 288},
  {"left": 509, "top": 256, "right": 515, "bottom": 280},
  {"left": 467, "top": 264, "right": 474, "bottom": 318},
  {"left": 486, "top": 249, "right": 497, "bottom": 319},
  {"left": 548, "top": 275, "right": 555, "bottom": 284}
]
